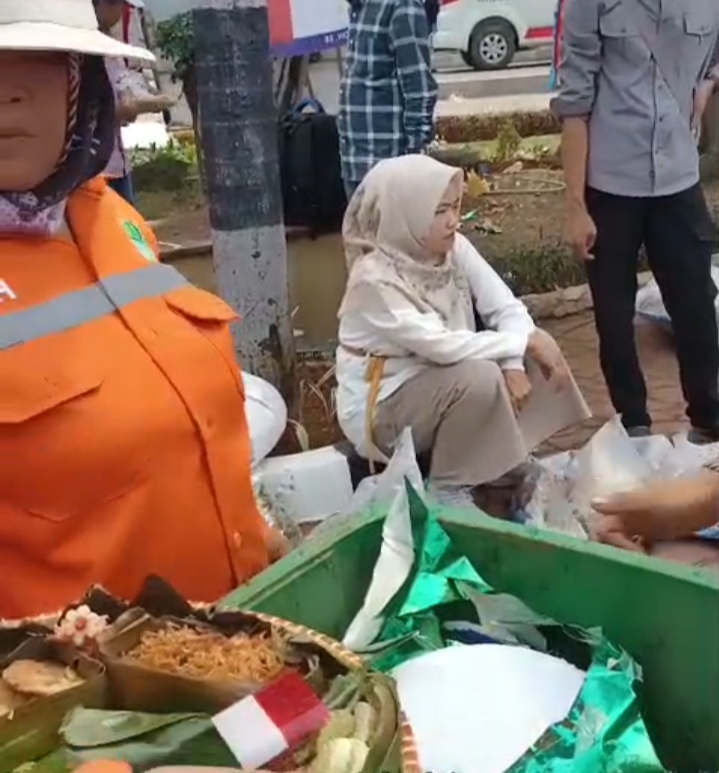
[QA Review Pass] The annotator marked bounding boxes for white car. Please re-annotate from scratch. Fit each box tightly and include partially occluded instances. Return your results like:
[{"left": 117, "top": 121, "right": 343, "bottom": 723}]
[{"left": 433, "top": 0, "right": 557, "bottom": 70}]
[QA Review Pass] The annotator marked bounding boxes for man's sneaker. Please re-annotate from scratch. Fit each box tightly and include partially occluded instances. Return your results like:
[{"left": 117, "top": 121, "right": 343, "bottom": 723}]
[{"left": 688, "top": 427, "right": 719, "bottom": 446}]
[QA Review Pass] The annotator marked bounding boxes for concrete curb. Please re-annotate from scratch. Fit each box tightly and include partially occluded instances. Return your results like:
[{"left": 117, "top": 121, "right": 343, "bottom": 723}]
[
  {"left": 435, "top": 92, "right": 552, "bottom": 118},
  {"left": 522, "top": 272, "right": 653, "bottom": 320}
]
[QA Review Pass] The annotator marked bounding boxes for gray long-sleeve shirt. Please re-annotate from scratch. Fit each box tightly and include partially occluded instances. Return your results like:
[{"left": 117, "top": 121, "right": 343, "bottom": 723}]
[{"left": 551, "top": 0, "right": 719, "bottom": 197}]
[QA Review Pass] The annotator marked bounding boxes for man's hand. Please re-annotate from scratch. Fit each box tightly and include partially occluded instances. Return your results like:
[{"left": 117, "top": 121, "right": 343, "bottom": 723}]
[
  {"left": 691, "top": 79, "right": 714, "bottom": 139},
  {"left": 590, "top": 515, "right": 647, "bottom": 553},
  {"left": 266, "top": 527, "right": 291, "bottom": 563},
  {"left": 525, "top": 329, "right": 572, "bottom": 390},
  {"left": 503, "top": 369, "right": 532, "bottom": 413},
  {"left": 591, "top": 471, "right": 719, "bottom": 548},
  {"left": 564, "top": 202, "right": 597, "bottom": 261}
]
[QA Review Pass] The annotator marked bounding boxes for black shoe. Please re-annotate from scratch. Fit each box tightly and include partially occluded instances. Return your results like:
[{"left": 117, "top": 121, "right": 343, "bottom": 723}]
[
  {"left": 687, "top": 427, "right": 719, "bottom": 445},
  {"left": 625, "top": 426, "right": 652, "bottom": 439}
]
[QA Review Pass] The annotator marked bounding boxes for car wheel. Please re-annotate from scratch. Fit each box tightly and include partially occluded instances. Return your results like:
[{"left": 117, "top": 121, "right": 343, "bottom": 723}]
[
  {"left": 460, "top": 50, "right": 474, "bottom": 68},
  {"left": 468, "top": 19, "right": 517, "bottom": 70}
]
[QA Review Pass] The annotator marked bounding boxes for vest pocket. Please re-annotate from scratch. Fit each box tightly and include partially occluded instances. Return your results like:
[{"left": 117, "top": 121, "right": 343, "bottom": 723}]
[
  {"left": 0, "top": 354, "right": 103, "bottom": 425},
  {"left": 0, "top": 347, "right": 142, "bottom": 522}
]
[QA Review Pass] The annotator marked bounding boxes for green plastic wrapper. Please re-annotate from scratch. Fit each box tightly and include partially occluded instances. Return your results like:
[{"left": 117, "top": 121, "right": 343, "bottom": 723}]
[{"left": 367, "top": 486, "right": 666, "bottom": 773}]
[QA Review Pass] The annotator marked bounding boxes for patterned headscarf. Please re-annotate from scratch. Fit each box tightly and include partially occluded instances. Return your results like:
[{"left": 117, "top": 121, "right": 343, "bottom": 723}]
[
  {"left": 338, "top": 155, "right": 474, "bottom": 330},
  {"left": 0, "top": 54, "right": 116, "bottom": 236}
]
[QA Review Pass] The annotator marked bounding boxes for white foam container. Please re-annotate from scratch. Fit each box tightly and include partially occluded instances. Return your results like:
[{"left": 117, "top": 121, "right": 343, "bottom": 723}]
[{"left": 254, "top": 445, "right": 354, "bottom": 523}]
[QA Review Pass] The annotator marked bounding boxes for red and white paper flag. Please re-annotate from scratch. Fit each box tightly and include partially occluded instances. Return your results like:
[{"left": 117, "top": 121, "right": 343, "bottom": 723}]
[{"left": 212, "top": 671, "right": 330, "bottom": 769}]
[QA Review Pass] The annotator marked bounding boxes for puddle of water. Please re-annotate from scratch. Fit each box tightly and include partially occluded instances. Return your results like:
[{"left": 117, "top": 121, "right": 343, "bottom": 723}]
[{"left": 172, "top": 232, "right": 346, "bottom": 351}]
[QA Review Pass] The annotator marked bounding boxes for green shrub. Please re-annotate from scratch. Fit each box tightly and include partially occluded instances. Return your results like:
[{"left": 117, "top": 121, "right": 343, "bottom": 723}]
[
  {"left": 476, "top": 240, "right": 652, "bottom": 296},
  {"left": 130, "top": 141, "right": 197, "bottom": 193},
  {"left": 155, "top": 12, "right": 194, "bottom": 83},
  {"left": 480, "top": 241, "right": 584, "bottom": 296}
]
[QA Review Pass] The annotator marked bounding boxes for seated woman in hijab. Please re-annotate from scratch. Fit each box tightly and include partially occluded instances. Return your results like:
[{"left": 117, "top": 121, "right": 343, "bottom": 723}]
[
  {"left": 0, "top": 0, "right": 287, "bottom": 619},
  {"left": 336, "top": 155, "right": 591, "bottom": 509}
]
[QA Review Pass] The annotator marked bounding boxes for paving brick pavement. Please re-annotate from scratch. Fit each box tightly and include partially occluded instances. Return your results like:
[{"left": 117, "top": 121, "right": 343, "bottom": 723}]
[{"left": 541, "top": 312, "right": 685, "bottom": 454}]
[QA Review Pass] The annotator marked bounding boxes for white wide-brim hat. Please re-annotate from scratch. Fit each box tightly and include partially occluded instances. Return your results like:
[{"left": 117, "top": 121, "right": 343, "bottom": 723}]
[{"left": 0, "top": 0, "right": 155, "bottom": 61}]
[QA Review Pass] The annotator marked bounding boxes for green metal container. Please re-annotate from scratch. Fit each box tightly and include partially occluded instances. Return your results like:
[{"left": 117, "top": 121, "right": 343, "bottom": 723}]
[{"left": 221, "top": 506, "right": 719, "bottom": 773}]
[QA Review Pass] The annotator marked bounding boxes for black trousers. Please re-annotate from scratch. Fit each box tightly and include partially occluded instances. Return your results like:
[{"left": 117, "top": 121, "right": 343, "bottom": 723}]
[{"left": 585, "top": 184, "right": 719, "bottom": 432}]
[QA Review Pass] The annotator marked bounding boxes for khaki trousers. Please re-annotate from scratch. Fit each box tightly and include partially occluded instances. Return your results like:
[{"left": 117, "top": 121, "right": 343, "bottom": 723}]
[{"left": 373, "top": 357, "right": 591, "bottom": 486}]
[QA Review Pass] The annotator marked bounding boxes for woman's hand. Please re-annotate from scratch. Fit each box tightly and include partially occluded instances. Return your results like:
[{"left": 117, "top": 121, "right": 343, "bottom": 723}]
[
  {"left": 503, "top": 369, "right": 532, "bottom": 413},
  {"left": 525, "top": 330, "right": 571, "bottom": 390},
  {"left": 591, "top": 471, "right": 719, "bottom": 549}
]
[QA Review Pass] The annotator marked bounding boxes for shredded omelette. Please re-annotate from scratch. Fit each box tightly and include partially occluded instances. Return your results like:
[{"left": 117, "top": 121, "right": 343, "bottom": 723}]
[{"left": 123, "top": 626, "right": 286, "bottom": 683}]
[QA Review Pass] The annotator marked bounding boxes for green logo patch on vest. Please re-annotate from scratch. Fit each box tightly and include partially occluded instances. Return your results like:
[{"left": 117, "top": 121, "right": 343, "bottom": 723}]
[{"left": 123, "top": 220, "right": 157, "bottom": 262}]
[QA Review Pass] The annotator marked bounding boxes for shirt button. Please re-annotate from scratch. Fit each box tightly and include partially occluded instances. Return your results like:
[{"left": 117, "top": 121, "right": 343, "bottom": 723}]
[{"left": 233, "top": 531, "right": 242, "bottom": 548}]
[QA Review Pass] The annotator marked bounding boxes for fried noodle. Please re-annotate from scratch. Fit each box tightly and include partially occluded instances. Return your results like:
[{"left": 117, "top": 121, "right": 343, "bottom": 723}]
[{"left": 124, "top": 626, "right": 287, "bottom": 683}]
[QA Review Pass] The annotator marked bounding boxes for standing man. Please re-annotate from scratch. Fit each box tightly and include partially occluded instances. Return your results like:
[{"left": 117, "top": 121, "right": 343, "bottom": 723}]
[
  {"left": 552, "top": 1, "right": 719, "bottom": 443},
  {"left": 339, "top": 0, "right": 438, "bottom": 198}
]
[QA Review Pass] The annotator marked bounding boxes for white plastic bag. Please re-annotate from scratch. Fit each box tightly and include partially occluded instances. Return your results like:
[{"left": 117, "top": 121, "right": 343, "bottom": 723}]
[
  {"left": 526, "top": 418, "right": 671, "bottom": 537},
  {"left": 523, "top": 450, "right": 584, "bottom": 538},
  {"left": 666, "top": 432, "right": 719, "bottom": 476},
  {"left": 636, "top": 261, "right": 719, "bottom": 327},
  {"left": 342, "top": 429, "right": 423, "bottom": 651},
  {"left": 527, "top": 419, "right": 719, "bottom": 542}
]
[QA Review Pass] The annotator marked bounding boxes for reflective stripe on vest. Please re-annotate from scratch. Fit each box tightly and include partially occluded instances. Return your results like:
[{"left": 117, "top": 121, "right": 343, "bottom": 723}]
[{"left": 0, "top": 263, "right": 190, "bottom": 351}]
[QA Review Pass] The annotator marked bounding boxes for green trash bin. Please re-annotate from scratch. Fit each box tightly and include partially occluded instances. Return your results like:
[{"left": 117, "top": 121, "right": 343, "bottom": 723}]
[{"left": 221, "top": 505, "right": 719, "bottom": 773}]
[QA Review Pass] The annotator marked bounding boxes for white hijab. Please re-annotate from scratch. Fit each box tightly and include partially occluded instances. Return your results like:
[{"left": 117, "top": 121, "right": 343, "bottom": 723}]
[{"left": 338, "top": 155, "right": 474, "bottom": 330}]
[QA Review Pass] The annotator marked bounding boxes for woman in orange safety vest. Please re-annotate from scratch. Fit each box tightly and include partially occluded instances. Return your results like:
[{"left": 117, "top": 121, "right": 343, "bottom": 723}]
[{"left": 0, "top": 0, "right": 288, "bottom": 619}]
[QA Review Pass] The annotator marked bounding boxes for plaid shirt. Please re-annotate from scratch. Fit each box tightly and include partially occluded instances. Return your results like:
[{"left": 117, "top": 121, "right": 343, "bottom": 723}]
[{"left": 338, "top": 0, "right": 438, "bottom": 185}]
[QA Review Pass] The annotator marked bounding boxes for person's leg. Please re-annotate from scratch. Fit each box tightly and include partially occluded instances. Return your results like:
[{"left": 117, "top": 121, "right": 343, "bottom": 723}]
[
  {"left": 643, "top": 184, "right": 719, "bottom": 438},
  {"left": 584, "top": 188, "right": 649, "bottom": 430},
  {"left": 372, "top": 359, "right": 529, "bottom": 487}
]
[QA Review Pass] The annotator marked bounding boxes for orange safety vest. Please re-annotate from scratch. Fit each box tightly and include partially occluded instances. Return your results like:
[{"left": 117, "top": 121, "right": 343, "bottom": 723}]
[{"left": 0, "top": 178, "right": 270, "bottom": 619}]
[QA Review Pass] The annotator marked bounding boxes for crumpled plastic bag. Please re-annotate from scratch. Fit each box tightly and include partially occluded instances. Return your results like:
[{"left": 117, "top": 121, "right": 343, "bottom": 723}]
[
  {"left": 525, "top": 418, "right": 665, "bottom": 538},
  {"left": 525, "top": 418, "right": 719, "bottom": 541}
]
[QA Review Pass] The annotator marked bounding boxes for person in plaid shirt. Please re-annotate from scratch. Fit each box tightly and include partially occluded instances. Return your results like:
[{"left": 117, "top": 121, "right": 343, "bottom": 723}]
[{"left": 339, "top": 0, "right": 438, "bottom": 197}]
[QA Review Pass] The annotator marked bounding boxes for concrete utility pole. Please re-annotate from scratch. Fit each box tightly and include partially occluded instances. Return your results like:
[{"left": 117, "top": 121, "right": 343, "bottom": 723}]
[{"left": 192, "top": 0, "right": 295, "bottom": 400}]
